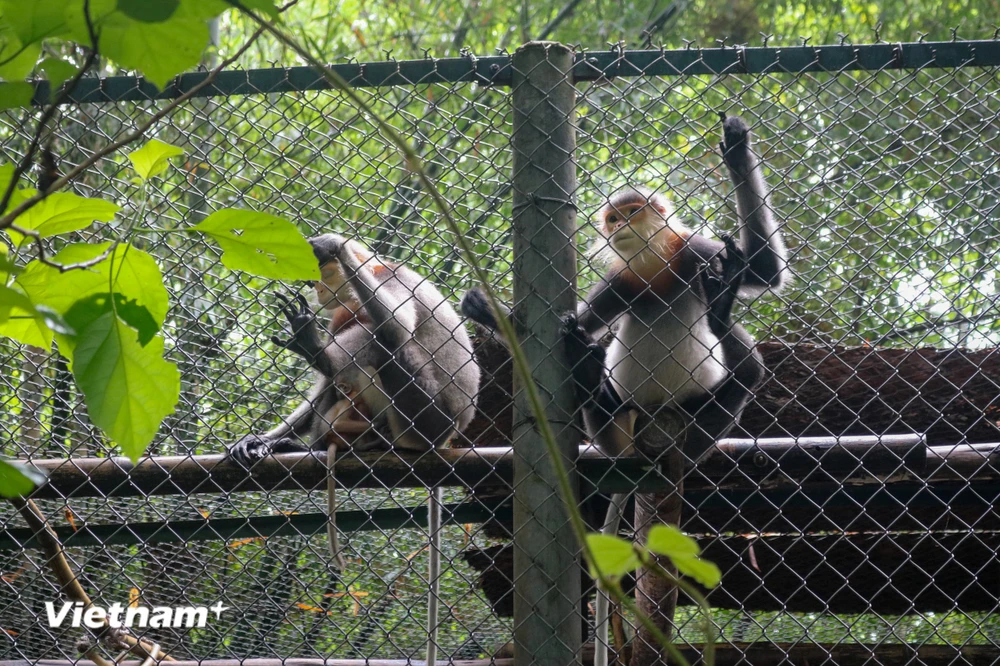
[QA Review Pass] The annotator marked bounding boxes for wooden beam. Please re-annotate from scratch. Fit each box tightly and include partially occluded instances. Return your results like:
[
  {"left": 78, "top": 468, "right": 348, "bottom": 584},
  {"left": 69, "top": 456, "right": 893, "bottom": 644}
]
[
  {"left": 466, "top": 530, "right": 1000, "bottom": 614},
  {"left": 465, "top": 336, "right": 1000, "bottom": 447}
]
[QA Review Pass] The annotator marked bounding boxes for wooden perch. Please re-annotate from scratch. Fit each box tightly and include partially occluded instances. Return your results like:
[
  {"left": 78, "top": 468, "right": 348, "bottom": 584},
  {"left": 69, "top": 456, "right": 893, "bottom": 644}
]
[{"left": 464, "top": 336, "right": 1000, "bottom": 446}]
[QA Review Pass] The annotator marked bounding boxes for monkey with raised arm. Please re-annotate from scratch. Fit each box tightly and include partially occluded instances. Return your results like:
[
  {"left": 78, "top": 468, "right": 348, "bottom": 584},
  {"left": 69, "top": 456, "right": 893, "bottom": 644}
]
[{"left": 462, "top": 114, "right": 787, "bottom": 460}]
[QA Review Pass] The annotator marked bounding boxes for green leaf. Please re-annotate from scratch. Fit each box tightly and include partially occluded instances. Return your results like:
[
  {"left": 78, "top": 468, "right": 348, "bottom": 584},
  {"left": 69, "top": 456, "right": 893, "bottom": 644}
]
[
  {"left": 38, "top": 57, "right": 79, "bottom": 97},
  {"left": 0, "top": 31, "right": 41, "bottom": 80},
  {"left": 0, "top": 459, "right": 46, "bottom": 498},
  {"left": 0, "top": 82, "right": 34, "bottom": 109},
  {"left": 65, "top": 0, "right": 212, "bottom": 89},
  {"left": 646, "top": 525, "right": 721, "bottom": 588},
  {"left": 0, "top": 242, "right": 17, "bottom": 280},
  {"left": 0, "top": 284, "right": 73, "bottom": 340},
  {"left": 1, "top": 0, "right": 70, "bottom": 44},
  {"left": 71, "top": 311, "right": 179, "bottom": 461},
  {"left": 0, "top": 243, "right": 167, "bottom": 350},
  {"left": 116, "top": 0, "right": 180, "bottom": 22},
  {"left": 192, "top": 209, "right": 321, "bottom": 280},
  {"left": 0, "top": 283, "right": 35, "bottom": 325},
  {"left": 646, "top": 524, "right": 700, "bottom": 558},
  {"left": 586, "top": 533, "right": 640, "bottom": 581},
  {"left": 4, "top": 191, "right": 120, "bottom": 246},
  {"left": 65, "top": 292, "right": 158, "bottom": 346},
  {"left": 127, "top": 138, "right": 184, "bottom": 180}
]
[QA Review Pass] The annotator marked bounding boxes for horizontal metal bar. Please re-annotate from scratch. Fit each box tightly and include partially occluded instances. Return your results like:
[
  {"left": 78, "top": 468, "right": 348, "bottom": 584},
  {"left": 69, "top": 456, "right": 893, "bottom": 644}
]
[
  {"left": 0, "top": 500, "right": 510, "bottom": 551},
  {"left": 15, "top": 40, "right": 1000, "bottom": 106},
  {"left": 10, "top": 434, "right": 953, "bottom": 500},
  {"left": 572, "top": 40, "right": 1000, "bottom": 80}
]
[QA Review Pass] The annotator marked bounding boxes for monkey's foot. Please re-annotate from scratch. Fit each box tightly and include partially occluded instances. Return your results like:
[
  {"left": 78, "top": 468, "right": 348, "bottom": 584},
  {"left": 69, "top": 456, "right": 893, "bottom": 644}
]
[
  {"left": 720, "top": 115, "right": 753, "bottom": 172},
  {"left": 226, "top": 434, "right": 273, "bottom": 467},
  {"left": 719, "top": 233, "right": 748, "bottom": 286}
]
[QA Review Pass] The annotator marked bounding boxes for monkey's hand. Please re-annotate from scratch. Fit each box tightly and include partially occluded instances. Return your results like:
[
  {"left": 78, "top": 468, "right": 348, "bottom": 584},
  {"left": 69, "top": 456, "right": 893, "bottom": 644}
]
[
  {"left": 227, "top": 435, "right": 309, "bottom": 467},
  {"left": 562, "top": 313, "right": 608, "bottom": 403},
  {"left": 271, "top": 292, "right": 327, "bottom": 364},
  {"left": 702, "top": 234, "right": 747, "bottom": 333},
  {"left": 310, "top": 233, "right": 348, "bottom": 268},
  {"left": 719, "top": 114, "right": 753, "bottom": 174},
  {"left": 461, "top": 288, "right": 501, "bottom": 331}
]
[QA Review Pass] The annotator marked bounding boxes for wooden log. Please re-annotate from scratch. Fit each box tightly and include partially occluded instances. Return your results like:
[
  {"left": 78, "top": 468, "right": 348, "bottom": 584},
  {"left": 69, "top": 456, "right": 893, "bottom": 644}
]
[
  {"left": 465, "top": 531, "right": 1000, "bottom": 615},
  {"left": 463, "top": 338, "right": 1000, "bottom": 445},
  {"left": 7, "top": 643, "right": 998, "bottom": 666},
  {"left": 21, "top": 435, "right": 946, "bottom": 500}
]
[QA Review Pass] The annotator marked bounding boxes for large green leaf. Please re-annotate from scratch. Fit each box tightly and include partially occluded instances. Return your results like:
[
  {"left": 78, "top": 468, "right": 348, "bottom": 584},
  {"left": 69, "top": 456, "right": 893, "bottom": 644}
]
[
  {"left": 0, "top": 283, "right": 73, "bottom": 340},
  {"left": 192, "top": 209, "right": 320, "bottom": 280},
  {"left": 116, "top": 0, "right": 180, "bottom": 23},
  {"left": 0, "top": 30, "right": 41, "bottom": 80},
  {"left": 0, "top": 283, "right": 34, "bottom": 325},
  {"left": 71, "top": 311, "right": 179, "bottom": 461},
  {"left": 585, "top": 533, "right": 640, "bottom": 582},
  {"left": 65, "top": 292, "right": 158, "bottom": 346},
  {"left": 64, "top": 0, "right": 216, "bottom": 89},
  {"left": 0, "top": 459, "right": 46, "bottom": 498},
  {"left": 1, "top": 0, "right": 70, "bottom": 44},
  {"left": 4, "top": 191, "right": 120, "bottom": 246},
  {"left": 0, "top": 243, "right": 167, "bottom": 350},
  {"left": 128, "top": 138, "right": 184, "bottom": 180},
  {"left": 646, "top": 525, "right": 721, "bottom": 588}
]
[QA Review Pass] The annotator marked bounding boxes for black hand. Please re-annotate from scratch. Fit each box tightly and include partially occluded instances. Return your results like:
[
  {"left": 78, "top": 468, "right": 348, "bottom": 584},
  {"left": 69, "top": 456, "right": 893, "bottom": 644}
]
[
  {"left": 461, "top": 288, "right": 499, "bottom": 330},
  {"left": 227, "top": 434, "right": 272, "bottom": 467},
  {"left": 719, "top": 114, "right": 752, "bottom": 172},
  {"left": 271, "top": 291, "right": 325, "bottom": 361},
  {"left": 562, "top": 312, "right": 608, "bottom": 403}
]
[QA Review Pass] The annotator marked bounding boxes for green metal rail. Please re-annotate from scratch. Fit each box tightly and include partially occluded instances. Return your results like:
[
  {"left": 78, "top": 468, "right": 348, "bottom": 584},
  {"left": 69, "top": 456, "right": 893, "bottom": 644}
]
[{"left": 18, "top": 39, "right": 1000, "bottom": 106}]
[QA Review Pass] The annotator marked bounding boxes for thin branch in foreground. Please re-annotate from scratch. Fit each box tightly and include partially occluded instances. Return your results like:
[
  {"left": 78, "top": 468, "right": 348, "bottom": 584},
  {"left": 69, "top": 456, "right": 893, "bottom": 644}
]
[
  {"left": 0, "top": 0, "right": 101, "bottom": 216},
  {"left": 10, "top": 497, "right": 176, "bottom": 662},
  {"left": 0, "top": 22, "right": 269, "bottom": 273}
]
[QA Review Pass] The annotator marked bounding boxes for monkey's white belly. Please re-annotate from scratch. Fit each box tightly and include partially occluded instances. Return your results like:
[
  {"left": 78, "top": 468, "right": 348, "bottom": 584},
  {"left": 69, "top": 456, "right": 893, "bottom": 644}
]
[{"left": 606, "top": 310, "right": 727, "bottom": 408}]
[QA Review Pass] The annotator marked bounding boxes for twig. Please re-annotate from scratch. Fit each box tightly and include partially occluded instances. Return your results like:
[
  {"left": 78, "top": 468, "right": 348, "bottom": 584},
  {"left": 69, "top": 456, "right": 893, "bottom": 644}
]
[
  {"left": 10, "top": 498, "right": 176, "bottom": 662},
  {"left": 537, "top": 0, "right": 586, "bottom": 40},
  {"left": 0, "top": 24, "right": 268, "bottom": 269},
  {"left": 0, "top": 0, "right": 101, "bottom": 216}
]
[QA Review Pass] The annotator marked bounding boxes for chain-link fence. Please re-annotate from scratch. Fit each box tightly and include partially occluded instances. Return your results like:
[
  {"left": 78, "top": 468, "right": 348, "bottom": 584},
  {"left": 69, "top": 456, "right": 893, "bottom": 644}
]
[{"left": 1, "top": 39, "right": 999, "bottom": 664}]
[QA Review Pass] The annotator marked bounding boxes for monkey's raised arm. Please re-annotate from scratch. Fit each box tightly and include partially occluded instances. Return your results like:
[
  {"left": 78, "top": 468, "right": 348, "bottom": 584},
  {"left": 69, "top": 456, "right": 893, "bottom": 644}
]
[{"left": 719, "top": 115, "right": 789, "bottom": 296}]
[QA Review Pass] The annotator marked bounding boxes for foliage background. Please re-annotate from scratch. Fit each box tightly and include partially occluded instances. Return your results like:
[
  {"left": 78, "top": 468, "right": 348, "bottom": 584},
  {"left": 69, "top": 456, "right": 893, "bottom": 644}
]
[{"left": 0, "top": 0, "right": 998, "bottom": 658}]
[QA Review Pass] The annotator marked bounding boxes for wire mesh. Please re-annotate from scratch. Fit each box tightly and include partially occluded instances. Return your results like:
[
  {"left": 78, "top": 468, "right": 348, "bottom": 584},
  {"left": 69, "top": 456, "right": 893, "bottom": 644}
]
[{"left": 0, "top": 41, "right": 998, "bottom": 662}]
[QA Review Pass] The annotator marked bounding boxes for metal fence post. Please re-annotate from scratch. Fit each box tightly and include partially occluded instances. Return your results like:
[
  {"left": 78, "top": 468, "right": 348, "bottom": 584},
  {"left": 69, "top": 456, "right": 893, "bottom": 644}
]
[{"left": 510, "top": 41, "right": 582, "bottom": 666}]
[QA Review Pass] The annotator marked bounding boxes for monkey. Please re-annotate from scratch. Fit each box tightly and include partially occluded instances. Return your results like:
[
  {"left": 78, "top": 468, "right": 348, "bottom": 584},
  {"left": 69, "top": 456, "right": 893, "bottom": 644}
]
[
  {"left": 461, "top": 113, "right": 787, "bottom": 461},
  {"left": 463, "top": 113, "right": 785, "bottom": 666},
  {"left": 228, "top": 234, "right": 481, "bottom": 574}
]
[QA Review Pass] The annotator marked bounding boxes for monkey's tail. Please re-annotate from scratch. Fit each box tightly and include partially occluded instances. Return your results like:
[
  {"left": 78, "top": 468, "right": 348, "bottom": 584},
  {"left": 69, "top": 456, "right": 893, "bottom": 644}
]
[
  {"left": 594, "top": 492, "right": 628, "bottom": 666},
  {"left": 327, "top": 442, "right": 347, "bottom": 572}
]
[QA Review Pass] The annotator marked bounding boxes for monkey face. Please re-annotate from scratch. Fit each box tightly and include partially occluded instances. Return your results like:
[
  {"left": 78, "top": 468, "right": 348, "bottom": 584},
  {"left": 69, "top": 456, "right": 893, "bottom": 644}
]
[
  {"left": 598, "top": 189, "right": 677, "bottom": 262},
  {"left": 310, "top": 234, "right": 356, "bottom": 310}
]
